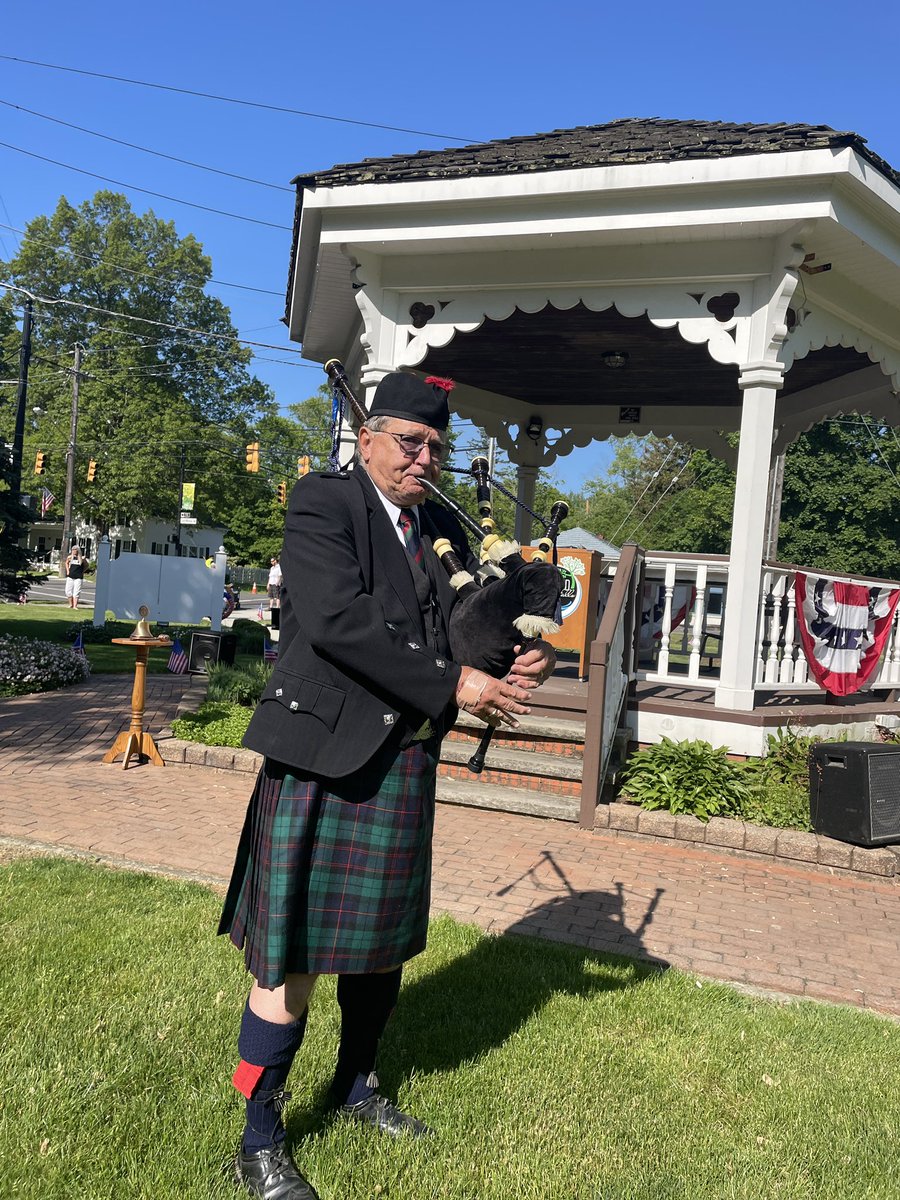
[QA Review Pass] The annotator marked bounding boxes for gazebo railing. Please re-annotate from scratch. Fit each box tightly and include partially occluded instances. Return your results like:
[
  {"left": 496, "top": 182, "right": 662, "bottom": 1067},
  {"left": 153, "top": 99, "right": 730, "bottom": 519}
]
[
  {"left": 755, "top": 564, "right": 900, "bottom": 691},
  {"left": 605, "top": 553, "right": 900, "bottom": 693}
]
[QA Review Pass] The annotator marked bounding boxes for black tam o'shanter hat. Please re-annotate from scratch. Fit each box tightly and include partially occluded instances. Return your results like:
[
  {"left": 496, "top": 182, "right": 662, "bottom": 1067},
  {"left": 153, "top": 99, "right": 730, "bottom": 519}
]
[{"left": 369, "top": 372, "right": 455, "bottom": 431}]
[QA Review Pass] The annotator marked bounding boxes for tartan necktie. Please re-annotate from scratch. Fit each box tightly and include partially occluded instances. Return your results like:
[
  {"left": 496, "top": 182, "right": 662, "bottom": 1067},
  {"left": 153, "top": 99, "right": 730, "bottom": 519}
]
[{"left": 398, "top": 508, "right": 425, "bottom": 570}]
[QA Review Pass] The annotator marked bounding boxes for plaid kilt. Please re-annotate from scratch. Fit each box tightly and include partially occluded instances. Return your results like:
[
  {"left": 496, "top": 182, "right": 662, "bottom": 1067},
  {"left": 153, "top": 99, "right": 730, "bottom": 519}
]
[{"left": 219, "top": 738, "right": 438, "bottom": 984}]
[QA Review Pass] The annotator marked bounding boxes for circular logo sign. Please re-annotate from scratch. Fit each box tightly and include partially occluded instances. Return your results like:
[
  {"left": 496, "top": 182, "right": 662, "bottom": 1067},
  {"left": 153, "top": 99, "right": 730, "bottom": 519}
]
[{"left": 557, "top": 564, "right": 583, "bottom": 620}]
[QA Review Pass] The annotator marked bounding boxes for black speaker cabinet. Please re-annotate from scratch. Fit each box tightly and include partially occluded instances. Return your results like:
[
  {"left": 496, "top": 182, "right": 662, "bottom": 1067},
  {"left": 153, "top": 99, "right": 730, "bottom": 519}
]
[
  {"left": 188, "top": 631, "right": 237, "bottom": 674},
  {"left": 809, "top": 742, "right": 900, "bottom": 847}
]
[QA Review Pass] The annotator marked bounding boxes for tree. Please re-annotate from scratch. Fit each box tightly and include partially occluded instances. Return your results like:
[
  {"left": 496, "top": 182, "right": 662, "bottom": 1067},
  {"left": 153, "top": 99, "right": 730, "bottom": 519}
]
[
  {"left": 0, "top": 192, "right": 273, "bottom": 543},
  {"left": 779, "top": 417, "right": 900, "bottom": 578},
  {"left": 575, "top": 435, "right": 736, "bottom": 553}
]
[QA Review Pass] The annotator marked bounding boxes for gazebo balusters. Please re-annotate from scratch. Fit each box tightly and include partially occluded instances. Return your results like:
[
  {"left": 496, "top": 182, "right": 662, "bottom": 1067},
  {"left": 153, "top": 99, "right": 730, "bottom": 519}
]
[
  {"left": 765, "top": 573, "right": 787, "bottom": 685},
  {"left": 656, "top": 561, "right": 677, "bottom": 677},
  {"left": 779, "top": 576, "right": 800, "bottom": 685},
  {"left": 755, "top": 570, "right": 773, "bottom": 687},
  {"left": 687, "top": 563, "right": 708, "bottom": 681}
]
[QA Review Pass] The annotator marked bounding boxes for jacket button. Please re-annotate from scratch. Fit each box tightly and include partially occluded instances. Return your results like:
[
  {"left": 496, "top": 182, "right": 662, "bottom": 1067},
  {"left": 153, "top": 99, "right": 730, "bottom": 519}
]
[{"left": 289, "top": 701, "right": 299, "bottom": 711}]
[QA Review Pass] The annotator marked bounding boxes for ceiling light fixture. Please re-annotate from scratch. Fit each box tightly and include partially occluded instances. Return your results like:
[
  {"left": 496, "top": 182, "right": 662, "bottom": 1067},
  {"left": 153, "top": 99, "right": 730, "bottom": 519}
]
[
  {"left": 525, "top": 415, "right": 543, "bottom": 442},
  {"left": 602, "top": 350, "right": 629, "bottom": 369}
]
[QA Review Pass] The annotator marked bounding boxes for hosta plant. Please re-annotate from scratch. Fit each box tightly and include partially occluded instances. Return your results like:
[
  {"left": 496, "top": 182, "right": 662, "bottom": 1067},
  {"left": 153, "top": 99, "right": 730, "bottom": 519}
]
[{"left": 620, "top": 737, "right": 752, "bottom": 822}]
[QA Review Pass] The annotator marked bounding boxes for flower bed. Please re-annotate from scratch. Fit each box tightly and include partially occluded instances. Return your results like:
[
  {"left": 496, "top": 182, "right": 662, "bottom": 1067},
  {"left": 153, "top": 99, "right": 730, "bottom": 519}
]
[{"left": 0, "top": 635, "right": 91, "bottom": 697}]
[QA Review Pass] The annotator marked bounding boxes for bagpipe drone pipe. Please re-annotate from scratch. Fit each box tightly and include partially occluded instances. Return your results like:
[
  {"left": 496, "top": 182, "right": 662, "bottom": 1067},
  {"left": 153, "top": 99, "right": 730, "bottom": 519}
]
[{"left": 324, "top": 359, "right": 567, "bottom": 773}]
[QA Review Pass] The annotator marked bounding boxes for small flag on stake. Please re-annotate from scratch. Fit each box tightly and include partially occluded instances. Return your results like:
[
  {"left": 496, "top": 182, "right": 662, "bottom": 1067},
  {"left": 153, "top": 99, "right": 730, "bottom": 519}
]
[
  {"left": 167, "top": 637, "right": 189, "bottom": 674},
  {"left": 257, "top": 604, "right": 265, "bottom": 622},
  {"left": 263, "top": 638, "right": 278, "bottom": 665},
  {"left": 72, "top": 629, "right": 90, "bottom": 672}
]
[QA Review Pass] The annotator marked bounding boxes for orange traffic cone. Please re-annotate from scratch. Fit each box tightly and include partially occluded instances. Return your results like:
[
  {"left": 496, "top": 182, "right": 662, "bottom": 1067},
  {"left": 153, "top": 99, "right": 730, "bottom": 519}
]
[{"left": 251, "top": 580, "right": 257, "bottom": 595}]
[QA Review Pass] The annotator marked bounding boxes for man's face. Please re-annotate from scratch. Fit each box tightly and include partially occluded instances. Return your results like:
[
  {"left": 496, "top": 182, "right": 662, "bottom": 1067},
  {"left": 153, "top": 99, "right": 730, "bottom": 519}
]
[{"left": 358, "top": 418, "right": 444, "bottom": 507}]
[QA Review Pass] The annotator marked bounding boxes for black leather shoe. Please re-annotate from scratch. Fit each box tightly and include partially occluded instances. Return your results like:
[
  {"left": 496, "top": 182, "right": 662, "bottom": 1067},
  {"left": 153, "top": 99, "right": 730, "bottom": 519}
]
[
  {"left": 234, "top": 1143, "right": 320, "bottom": 1199},
  {"left": 339, "top": 1092, "right": 432, "bottom": 1137}
]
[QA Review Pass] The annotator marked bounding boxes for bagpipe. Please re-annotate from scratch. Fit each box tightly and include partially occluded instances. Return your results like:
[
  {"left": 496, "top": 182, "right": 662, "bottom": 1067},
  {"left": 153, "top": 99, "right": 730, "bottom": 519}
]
[{"left": 324, "top": 359, "right": 567, "bottom": 773}]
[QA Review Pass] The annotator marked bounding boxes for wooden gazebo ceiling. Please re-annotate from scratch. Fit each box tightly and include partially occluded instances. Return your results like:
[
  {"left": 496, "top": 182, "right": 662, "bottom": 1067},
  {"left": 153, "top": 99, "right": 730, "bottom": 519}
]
[{"left": 419, "top": 305, "right": 868, "bottom": 409}]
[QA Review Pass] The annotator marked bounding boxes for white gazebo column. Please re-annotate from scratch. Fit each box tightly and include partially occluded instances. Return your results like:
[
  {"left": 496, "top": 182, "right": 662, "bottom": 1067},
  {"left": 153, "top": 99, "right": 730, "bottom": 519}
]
[
  {"left": 716, "top": 364, "right": 783, "bottom": 710},
  {"left": 514, "top": 463, "right": 539, "bottom": 545}
]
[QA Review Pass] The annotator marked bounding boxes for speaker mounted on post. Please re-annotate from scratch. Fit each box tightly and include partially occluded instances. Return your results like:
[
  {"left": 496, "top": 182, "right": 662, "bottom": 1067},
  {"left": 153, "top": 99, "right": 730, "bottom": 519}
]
[{"left": 188, "top": 631, "right": 237, "bottom": 674}]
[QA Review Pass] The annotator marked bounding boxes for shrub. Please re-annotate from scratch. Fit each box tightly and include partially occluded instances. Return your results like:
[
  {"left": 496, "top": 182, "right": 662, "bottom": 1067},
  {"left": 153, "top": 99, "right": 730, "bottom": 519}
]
[
  {"left": 620, "top": 737, "right": 753, "bottom": 822},
  {"left": 754, "top": 727, "right": 817, "bottom": 789},
  {"left": 171, "top": 701, "right": 253, "bottom": 748},
  {"left": 70, "top": 619, "right": 137, "bottom": 644},
  {"left": 206, "top": 662, "right": 272, "bottom": 707},
  {"left": 229, "top": 618, "right": 267, "bottom": 651},
  {"left": 736, "top": 782, "right": 812, "bottom": 832},
  {"left": 0, "top": 635, "right": 91, "bottom": 697}
]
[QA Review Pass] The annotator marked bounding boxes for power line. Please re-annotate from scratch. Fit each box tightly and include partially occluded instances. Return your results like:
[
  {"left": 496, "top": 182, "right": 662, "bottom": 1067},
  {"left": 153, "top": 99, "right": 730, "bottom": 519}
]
[
  {"left": 0, "top": 54, "right": 478, "bottom": 144},
  {"left": 0, "top": 280, "right": 314, "bottom": 359},
  {"left": 608, "top": 445, "right": 679, "bottom": 542},
  {"left": 0, "top": 220, "right": 282, "bottom": 296},
  {"left": 0, "top": 140, "right": 291, "bottom": 231},
  {"left": 0, "top": 98, "right": 292, "bottom": 192}
]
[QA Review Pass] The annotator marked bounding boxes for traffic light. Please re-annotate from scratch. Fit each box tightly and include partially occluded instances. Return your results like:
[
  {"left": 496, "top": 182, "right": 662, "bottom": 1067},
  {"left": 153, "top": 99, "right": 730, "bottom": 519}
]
[
  {"left": 276, "top": 481, "right": 287, "bottom": 506},
  {"left": 86, "top": 459, "right": 97, "bottom": 483},
  {"left": 297, "top": 455, "right": 310, "bottom": 477},
  {"left": 245, "top": 442, "right": 260, "bottom": 473},
  {"left": 33, "top": 451, "right": 46, "bottom": 475}
]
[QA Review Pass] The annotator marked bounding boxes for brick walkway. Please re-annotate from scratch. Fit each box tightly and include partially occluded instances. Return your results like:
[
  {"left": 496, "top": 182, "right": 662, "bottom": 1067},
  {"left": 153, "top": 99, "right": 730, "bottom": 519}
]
[{"left": 1, "top": 677, "right": 898, "bottom": 1017}]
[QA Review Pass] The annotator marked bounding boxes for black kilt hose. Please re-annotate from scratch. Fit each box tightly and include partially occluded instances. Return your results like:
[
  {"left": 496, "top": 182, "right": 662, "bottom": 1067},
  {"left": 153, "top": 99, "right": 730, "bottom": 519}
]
[{"left": 219, "top": 736, "right": 440, "bottom": 984}]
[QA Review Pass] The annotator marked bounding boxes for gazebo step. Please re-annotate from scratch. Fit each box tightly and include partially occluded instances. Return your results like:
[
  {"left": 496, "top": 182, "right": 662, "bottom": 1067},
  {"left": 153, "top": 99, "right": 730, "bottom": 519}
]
[
  {"left": 436, "top": 776, "right": 579, "bottom": 822},
  {"left": 448, "top": 711, "right": 585, "bottom": 758},
  {"left": 439, "top": 740, "right": 582, "bottom": 797}
]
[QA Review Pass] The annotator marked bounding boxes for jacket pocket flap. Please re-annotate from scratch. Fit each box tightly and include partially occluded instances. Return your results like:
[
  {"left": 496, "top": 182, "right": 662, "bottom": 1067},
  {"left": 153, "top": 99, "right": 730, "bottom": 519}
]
[{"left": 267, "top": 670, "right": 345, "bottom": 732}]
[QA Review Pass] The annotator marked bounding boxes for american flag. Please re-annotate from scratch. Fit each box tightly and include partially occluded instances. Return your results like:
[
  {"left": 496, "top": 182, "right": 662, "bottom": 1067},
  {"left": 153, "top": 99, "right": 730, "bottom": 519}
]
[
  {"left": 263, "top": 637, "right": 278, "bottom": 664},
  {"left": 72, "top": 629, "right": 86, "bottom": 655},
  {"left": 166, "top": 637, "right": 189, "bottom": 675},
  {"left": 256, "top": 603, "right": 265, "bottom": 622},
  {"left": 40, "top": 487, "right": 55, "bottom": 517}
]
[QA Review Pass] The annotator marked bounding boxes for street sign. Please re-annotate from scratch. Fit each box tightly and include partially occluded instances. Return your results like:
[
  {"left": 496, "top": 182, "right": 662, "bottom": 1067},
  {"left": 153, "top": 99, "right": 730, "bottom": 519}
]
[{"left": 179, "top": 515, "right": 198, "bottom": 525}]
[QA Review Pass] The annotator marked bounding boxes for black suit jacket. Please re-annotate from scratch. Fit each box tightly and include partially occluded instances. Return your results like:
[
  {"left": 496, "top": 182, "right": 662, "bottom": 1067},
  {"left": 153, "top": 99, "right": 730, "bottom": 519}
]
[{"left": 243, "top": 467, "right": 476, "bottom": 778}]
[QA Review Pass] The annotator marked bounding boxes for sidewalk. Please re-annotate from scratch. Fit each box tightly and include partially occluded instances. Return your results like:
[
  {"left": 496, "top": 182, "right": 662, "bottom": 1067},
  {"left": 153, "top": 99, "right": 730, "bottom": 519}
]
[{"left": 1, "top": 676, "right": 898, "bottom": 1017}]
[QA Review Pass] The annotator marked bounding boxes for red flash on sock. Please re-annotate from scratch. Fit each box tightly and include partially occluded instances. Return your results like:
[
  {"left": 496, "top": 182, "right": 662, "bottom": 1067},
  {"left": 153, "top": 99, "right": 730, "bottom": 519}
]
[{"left": 232, "top": 1059, "right": 266, "bottom": 1099}]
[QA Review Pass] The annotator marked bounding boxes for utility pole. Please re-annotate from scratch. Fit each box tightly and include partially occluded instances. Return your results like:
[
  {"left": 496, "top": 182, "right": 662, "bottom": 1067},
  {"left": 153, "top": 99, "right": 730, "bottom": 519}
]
[
  {"left": 487, "top": 436, "right": 497, "bottom": 512},
  {"left": 60, "top": 342, "right": 83, "bottom": 576},
  {"left": 173, "top": 443, "right": 186, "bottom": 557},
  {"left": 763, "top": 452, "right": 785, "bottom": 562},
  {"left": 11, "top": 299, "right": 33, "bottom": 503}
]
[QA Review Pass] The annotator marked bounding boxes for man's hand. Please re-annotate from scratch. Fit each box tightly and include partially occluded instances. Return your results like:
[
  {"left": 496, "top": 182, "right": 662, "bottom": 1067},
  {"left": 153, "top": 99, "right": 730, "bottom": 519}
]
[
  {"left": 456, "top": 666, "right": 533, "bottom": 728},
  {"left": 507, "top": 640, "right": 556, "bottom": 689}
]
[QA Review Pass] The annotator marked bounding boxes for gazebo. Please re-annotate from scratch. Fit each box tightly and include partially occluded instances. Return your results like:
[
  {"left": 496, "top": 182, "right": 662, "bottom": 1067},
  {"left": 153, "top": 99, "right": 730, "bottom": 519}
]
[{"left": 284, "top": 118, "right": 900, "bottom": 780}]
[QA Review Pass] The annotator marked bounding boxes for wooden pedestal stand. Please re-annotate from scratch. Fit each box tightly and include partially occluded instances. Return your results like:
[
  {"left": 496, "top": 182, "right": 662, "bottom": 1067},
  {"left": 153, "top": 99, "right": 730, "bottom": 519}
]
[{"left": 101, "top": 637, "right": 171, "bottom": 769}]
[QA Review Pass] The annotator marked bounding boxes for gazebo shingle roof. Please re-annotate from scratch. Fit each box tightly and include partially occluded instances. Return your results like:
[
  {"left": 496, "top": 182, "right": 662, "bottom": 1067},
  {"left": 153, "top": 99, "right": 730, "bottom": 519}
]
[
  {"left": 286, "top": 118, "right": 899, "bottom": 317},
  {"left": 292, "top": 117, "right": 898, "bottom": 190}
]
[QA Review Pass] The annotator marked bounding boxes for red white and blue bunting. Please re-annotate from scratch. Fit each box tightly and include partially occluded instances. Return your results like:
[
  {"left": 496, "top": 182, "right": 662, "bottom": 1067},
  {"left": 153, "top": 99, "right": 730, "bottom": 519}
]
[{"left": 794, "top": 573, "right": 900, "bottom": 696}]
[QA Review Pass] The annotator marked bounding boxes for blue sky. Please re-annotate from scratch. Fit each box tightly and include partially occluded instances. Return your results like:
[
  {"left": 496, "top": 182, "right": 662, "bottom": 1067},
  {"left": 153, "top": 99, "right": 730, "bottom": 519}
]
[{"left": 2, "top": 1, "right": 899, "bottom": 490}]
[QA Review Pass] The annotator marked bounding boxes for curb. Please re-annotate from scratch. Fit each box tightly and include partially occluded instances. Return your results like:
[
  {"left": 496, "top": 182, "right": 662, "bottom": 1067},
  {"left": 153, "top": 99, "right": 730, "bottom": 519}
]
[
  {"left": 595, "top": 801, "right": 900, "bottom": 881},
  {"left": 158, "top": 689, "right": 899, "bottom": 885}
]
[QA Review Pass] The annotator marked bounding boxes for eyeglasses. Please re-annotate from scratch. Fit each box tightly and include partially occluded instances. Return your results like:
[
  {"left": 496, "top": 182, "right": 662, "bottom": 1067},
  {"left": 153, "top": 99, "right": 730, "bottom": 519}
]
[{"left": 373, "top": 430, "right": 450, "bottom": 463}]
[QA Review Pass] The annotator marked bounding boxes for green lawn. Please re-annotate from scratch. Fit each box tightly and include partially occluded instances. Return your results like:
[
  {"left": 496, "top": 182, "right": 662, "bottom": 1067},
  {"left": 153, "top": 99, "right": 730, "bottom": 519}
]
[
  {"left": 0, "top": 606, "right": 263, "bottom": 674},
  {"left": 1, "top": 858, "right": 897, "bottom": 1199}
]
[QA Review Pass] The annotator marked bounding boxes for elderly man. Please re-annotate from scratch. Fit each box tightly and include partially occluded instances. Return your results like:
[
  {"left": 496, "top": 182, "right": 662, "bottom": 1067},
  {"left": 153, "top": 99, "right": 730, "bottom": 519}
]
[{"left": 219, "top": 372, "right": 554, "bottom": 1200}]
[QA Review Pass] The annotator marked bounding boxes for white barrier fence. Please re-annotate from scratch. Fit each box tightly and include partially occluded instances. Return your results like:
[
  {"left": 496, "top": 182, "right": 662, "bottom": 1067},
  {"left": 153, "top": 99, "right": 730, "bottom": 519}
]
[{"left": 92, "top": 538, "right": 227, "bottom": 632}]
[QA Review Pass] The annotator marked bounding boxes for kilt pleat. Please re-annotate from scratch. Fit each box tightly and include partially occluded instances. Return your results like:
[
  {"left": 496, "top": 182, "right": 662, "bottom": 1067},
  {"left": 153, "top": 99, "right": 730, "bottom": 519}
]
[{"left": 219, "top": 740, "right": 438, "bottom": 984}]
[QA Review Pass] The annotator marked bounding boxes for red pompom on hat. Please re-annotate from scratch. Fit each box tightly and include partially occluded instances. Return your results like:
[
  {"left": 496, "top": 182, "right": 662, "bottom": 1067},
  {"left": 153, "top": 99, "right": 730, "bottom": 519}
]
[{"left": 424, "top": 376, "right": 455, "bottom": 394}]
